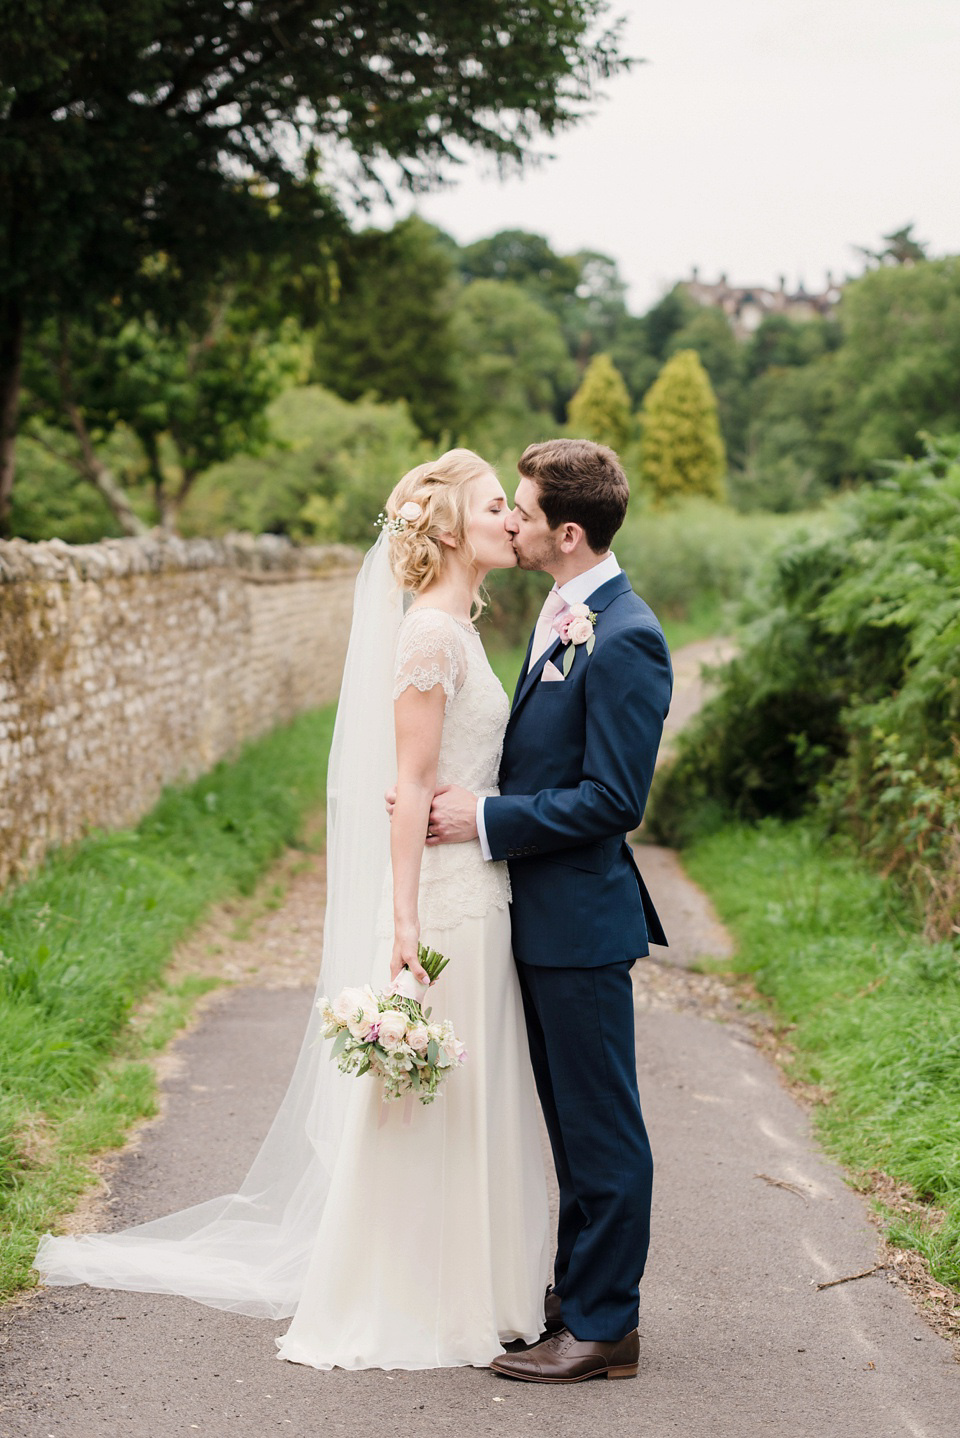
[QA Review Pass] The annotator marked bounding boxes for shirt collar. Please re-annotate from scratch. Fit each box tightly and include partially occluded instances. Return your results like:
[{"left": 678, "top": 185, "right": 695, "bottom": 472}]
[{"left": 556, "top": 551, "right": 621, "bottom": 608}]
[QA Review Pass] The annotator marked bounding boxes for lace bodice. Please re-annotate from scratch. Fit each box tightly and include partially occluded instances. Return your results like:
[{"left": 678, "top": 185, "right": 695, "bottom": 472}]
[{"left": 377, "top": 607, "right": 512, "bottom": 935}]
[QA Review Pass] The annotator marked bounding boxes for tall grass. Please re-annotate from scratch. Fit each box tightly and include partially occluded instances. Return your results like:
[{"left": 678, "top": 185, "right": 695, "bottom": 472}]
[
  {"left": 685, "top": 819, "right": 960, "bottom": 1290},
  {"left": 0, "top": 705, "right": 335, "bottom": 1297}
]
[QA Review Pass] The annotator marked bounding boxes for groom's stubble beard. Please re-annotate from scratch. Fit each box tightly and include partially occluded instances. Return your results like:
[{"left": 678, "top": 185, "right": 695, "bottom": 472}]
[{"left": 512, "top": 531, "right": 563, "bottom": 575}]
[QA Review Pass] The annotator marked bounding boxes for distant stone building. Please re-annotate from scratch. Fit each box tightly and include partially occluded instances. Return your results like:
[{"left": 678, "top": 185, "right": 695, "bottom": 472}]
[{"left": 679, "top": 268, "right": 844, "bottom": 340}]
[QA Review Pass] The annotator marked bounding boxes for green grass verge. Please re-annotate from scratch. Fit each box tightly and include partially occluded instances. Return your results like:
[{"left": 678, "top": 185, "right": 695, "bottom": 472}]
[
  {"left": 0, "top": 704, "right": 336, "bottom": 1300},
  {"left": 683, "top": 818, "right": 960, "bottom": 1290}
]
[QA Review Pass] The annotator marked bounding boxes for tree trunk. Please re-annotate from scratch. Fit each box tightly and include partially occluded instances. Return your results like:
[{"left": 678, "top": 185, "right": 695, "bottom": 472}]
[
  {"left": 158, "top": 490, "right": 179, "bottom": 532},
  {"left": 142, "top": 431, "right": 171, "bottom": 529},
  {"left": 57, "top": 322, "right": 149, "bottom": 537},
  {"left": 0, "top": 299, "right": 24, "bottom": 537},
  {"left": 82, "top": 450, "right": 150, "bottom": 536}
]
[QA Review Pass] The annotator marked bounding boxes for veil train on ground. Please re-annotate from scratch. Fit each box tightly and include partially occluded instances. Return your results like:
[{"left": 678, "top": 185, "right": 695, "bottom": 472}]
[{"left": 34, "top": 536, "right": 403, "bottom": 1318}]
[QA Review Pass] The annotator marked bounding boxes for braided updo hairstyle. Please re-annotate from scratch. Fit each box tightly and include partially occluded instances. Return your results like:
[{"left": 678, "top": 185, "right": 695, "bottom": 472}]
[{"left": 384, "top": 448, "right": 496, "bottom": 598}]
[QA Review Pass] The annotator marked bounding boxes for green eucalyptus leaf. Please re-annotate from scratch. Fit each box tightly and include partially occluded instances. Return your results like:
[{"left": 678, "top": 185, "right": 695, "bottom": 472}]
[{"left": 563, "top": 643, "right": 575, "bottom": 676}]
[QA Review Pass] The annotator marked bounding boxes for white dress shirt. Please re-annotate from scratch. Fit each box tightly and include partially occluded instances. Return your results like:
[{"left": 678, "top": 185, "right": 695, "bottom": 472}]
[{"left": 476, "top": 552, "right": 621, "bottom": 860}]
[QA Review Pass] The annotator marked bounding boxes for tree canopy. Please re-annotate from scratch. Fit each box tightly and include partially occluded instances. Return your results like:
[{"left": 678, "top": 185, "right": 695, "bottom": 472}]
[
  {"left": 450, "top": 279, "right": 575, "bottom": 448},
  {"left": 0, "top": 0, "right": 628, "bottom": 529},
  {"left": 831, "top": 258, "right": 960, "bottom": 475},
  {"left": 311, "top": 216, "right": 459, "bottom": 438}
]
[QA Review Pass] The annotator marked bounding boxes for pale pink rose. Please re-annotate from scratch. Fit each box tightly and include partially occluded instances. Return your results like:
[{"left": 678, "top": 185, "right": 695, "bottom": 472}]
[
  {"left": 377, "top": 1009, "right": 409, "bottom": 1050},
  {"left": 406, "top": 1023, "right": 430, "bottom": 1054},
  {"left": 567, "top": 616, "right": 594, "bottom": 645},
  {"left": 399, "top": 500, "right": 423, "bottom": 522},
  {"left": 568, "top": 602, "right": 590, "bottom": 619},
  {"left": 439, "top": 1032, "right": 467, "bottom": 1067},
  {"left": 553, "top": 613, "right": 574, "bottom": 642}
]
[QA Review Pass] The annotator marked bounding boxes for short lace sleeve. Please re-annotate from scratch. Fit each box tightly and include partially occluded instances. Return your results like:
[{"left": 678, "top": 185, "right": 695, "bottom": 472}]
[{"left": 393, "top": 609, "right": 467, "bottom": 708}]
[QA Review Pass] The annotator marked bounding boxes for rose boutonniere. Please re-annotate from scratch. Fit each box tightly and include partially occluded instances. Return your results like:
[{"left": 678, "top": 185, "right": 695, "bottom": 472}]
[{"left": 554, "top": 602, "right": 597, "bottom": 676}]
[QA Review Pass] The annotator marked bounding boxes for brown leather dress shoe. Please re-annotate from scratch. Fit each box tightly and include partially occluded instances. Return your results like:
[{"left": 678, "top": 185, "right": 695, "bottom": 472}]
[
  {"left": 543, "top": 1287, "right": 564, "bottom": 1334},
  {"left": 490, "top": 1328, "right": 639, "bottom": 1383}
]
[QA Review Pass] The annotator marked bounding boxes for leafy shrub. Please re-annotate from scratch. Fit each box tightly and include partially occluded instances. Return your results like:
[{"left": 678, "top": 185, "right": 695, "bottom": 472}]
[
  {"left": 650, "top": 438, "right": 960, "bottom": 937},
  {"left": 181, "top": 385, "right": 429, "bottom": 544}
]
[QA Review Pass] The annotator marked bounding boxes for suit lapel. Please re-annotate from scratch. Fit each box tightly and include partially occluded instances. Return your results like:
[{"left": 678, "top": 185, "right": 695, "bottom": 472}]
[
  {"left": 510, "top": 631, "right": 536, "bottom": 714},
  {"left": 508, "top": 570, "right": 632, "bottom": 725},
  {"left": 511, "top": 633, "right": 565, "bottom": 714}
]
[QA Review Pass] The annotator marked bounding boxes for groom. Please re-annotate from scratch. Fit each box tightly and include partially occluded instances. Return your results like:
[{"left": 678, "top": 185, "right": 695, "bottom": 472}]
[{"left": 427, "top": 438, "right": 673, "bottom": 1383}]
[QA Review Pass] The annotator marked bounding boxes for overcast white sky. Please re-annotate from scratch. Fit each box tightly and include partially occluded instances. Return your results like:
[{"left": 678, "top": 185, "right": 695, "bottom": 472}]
[{"left": 364, "top": 0, "right": 960, "bottom": 312}]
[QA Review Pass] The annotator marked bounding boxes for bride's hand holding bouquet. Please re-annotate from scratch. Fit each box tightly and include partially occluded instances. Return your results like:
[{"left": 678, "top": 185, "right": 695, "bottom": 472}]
[
  {"left": 318, "top": 943, "right": 466, "bottom": 1106},
  {"left": 391, "top": 917, "right": 430, "bottom": 988}
]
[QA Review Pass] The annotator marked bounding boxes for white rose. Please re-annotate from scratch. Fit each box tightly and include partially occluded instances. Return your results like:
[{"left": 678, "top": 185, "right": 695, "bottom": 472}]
[
  {"left": 399, "top": 500, "right": 423, "bottom": 522},
  {"left": 406, "top": 1023, "right": 430, "bottom": 1054},
  {"left": 334, "top": 984, "right": 379, "bottom": 1039},
  {"left": 377, "top": 1009, "right": 409, "bottom": 1050},
  {"left": 332, "top": 986, "right": 364, "bottom": 1023},
  {"left": 568, "top": 602, "right": 590, "bottom": 619},
  {"left": 567, "top": 616, "right": 594, "bottom": 645}
]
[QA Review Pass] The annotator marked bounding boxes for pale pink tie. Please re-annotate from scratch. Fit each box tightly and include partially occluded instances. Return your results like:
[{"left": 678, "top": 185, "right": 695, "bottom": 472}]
[{"left": 528, "top": 586, "right": 568, "bottom": 670}]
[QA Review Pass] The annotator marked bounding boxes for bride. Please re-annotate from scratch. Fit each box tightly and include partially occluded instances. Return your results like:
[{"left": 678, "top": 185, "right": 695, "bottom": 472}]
[{"left": 34, "top": 448, "right": 550, "bottom": 1371}]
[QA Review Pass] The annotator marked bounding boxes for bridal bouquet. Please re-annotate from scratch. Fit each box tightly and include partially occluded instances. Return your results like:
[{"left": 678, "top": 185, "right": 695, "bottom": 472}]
[{"left": 318, "top": 944, "right": 466, "bottom": 1105}]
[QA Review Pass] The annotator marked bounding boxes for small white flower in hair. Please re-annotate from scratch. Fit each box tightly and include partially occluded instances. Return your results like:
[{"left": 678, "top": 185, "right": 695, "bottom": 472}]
[{"left": 376, "top": 499, "right": 424, "bottom": 535}]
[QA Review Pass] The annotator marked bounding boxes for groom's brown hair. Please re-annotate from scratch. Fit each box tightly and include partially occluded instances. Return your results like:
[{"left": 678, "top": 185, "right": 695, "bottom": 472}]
[{"left": 518, "top": 439, "right": 629, "bottom": 553}]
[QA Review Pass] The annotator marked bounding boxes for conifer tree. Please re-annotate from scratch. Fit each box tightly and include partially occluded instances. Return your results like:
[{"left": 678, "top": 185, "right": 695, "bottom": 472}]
[
  {"left": 566, "top": 352, "right": 633, "bottom": 452},
  {"left": 639, "top": 350, "right": 727, "bottom": 501}
]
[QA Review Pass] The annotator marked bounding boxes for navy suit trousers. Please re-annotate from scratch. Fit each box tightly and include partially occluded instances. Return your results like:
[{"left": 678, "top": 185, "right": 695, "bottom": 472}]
[{"left": 516, "top": 959, "right": 653, "bottom": 1342}]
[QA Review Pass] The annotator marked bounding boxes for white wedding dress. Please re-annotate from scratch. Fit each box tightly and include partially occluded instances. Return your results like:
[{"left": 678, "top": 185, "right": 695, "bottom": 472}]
[
  {"left": 277, "top": 607, "right": 550, "bottom": 1369},
  {"left": 35, "top": 563, "right": 549, "bottom": 1373}
]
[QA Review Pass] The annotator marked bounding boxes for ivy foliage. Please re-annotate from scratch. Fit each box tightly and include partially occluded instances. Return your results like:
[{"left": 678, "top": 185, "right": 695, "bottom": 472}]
[{"left": 649, "top": 438, "right": 960, "bottom": 937}]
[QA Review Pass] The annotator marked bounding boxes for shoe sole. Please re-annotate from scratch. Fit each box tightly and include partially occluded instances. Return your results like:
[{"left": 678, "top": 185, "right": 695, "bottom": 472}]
[{"left": 490, "top": 1363, "right": 638, "bottom": 1384}]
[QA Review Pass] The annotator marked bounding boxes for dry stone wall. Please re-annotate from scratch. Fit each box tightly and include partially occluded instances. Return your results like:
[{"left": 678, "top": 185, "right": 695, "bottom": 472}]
[{"left": 0, "top": 533, "right": 361, "bottom": 888}]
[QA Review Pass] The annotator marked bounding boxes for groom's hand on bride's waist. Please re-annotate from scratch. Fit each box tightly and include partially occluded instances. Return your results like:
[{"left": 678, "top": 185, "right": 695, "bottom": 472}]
[
  {"left": 427, "top": 786, "right": 479, "bottom": 845},
  {"left": 383, "top": 785, "right": 479, "bottom": 845}
]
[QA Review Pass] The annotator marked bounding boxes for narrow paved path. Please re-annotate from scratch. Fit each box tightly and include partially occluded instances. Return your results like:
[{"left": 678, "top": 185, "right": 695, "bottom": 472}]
[{"left": 1, "top": 643, "right": 957, "bottom": 1438}]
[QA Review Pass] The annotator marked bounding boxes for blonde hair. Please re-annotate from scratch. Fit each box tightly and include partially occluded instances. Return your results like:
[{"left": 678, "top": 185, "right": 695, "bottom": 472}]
[{"left": 384, "top": 448, "right": 495, "bottom": 599}]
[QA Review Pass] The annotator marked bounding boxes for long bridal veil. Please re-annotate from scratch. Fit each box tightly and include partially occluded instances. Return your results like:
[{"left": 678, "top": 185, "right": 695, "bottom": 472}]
[{"left": 34, "top": 535, "right": 405, "bottom": 1317}]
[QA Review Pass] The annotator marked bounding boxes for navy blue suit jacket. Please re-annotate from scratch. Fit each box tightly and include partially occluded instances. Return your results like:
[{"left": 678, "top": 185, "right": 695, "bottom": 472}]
[{"left": 483, "top": 571, "right": 673, "bottom": 967}]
